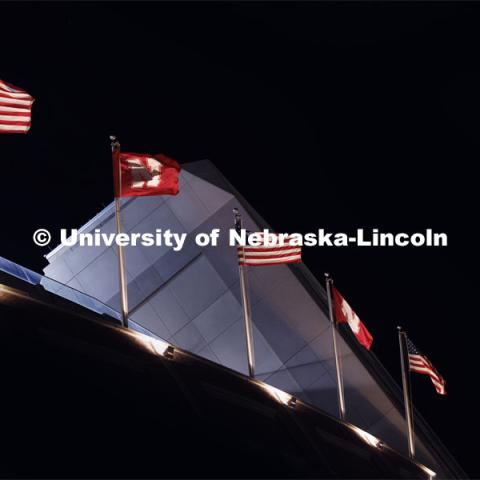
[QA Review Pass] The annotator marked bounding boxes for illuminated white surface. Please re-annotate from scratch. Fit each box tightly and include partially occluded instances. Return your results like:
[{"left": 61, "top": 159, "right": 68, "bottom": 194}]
[
  {"left": 349, "top": 424, "right": 382, "bottom": 448},
  {"left": 126, "top": 329, "right": 171, "bottom": 357},
  {"left": 260, "top": 382, "right": 294, "bottom": 406},
  {"left": 418, "top": 463, "right": 437, "bottom": 479},
  {"left": 41, "top": 161, "right": 457, "bottom": 477},
  {"left": 0, "top": 283, "right": 29, "bottom": 303}
]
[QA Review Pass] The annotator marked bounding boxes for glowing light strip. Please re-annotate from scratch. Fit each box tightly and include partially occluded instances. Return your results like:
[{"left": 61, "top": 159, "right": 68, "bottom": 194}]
[
  {"left": 124, "top": 329, "right": 172, "bottom": 357},
  {"left": 349, "top": 424, "right": 382, "bottom": 448},
  {"left": 260, "top": 383, "right": 295, "bottom": 406},
  {"left": 418, "top": 463, "right": 437, "bottom": 479}
]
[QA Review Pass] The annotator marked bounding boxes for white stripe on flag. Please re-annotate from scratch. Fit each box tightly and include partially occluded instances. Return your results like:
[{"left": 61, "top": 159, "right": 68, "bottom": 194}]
[
  {"left": 0, "top": 105, "right": 31, "bottom": 113},
  {"left": 0, "top": 124, "right": 30, "bottom": 132},
  {"left": 0, "top": 96, "right": 33, "bottom": 107},
  {"left": 0, "top": 115, "right": 31, "bottom": 122},
  {"left": 240, "top": 254, "right": 301, "bottom": 265}
]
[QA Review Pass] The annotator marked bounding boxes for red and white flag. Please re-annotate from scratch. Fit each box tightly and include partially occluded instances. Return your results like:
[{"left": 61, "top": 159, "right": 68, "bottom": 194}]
[
  {"left": 332, "top": 287, "right": 373, "bottom": 350},
  {"left": 238, "top": 233, "right": 302, "bottom": 266},
  {"left": 407, "top": 337, "right": 446, "bottom": 395},
  {"left": 113, "top": 152, "right": 181, "bottom": 197},
  {"left": 0, "top": 78, "right": 34, "bottom": 134}
]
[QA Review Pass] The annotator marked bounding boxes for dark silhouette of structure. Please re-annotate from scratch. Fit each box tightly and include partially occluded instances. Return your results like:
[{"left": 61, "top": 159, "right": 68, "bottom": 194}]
[{"left": 0, "top": 260, "right": 441, "bottom": 478}]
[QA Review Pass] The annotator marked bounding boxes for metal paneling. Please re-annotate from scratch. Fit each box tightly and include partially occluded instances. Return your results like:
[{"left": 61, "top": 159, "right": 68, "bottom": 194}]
[{"left": 43, "top": 160, "right": 456, "bottom": 477}]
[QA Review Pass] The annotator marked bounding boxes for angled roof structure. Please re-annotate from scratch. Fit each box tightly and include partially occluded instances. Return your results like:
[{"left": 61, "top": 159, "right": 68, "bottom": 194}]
[
  {"left": 0, "top": 260, "right": 440, "bottom": 478},
  {"left": 43, "top": 160, "right": 464, "bottom": 478}
]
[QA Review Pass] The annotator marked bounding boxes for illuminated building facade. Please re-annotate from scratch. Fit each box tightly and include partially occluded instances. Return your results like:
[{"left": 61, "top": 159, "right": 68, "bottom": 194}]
[{"left": 42, "top": 160, "right": 463, "bottom": 477}]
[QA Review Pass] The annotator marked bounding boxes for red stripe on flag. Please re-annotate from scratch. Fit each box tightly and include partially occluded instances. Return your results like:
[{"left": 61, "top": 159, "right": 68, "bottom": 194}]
[
  {"left": 239, "top": 245, "right": 300, "bottom": 252},
  {"left": 0, "top": 110, "right": 31, "bottom": 117},
  {"left": 0, "top": 119, "right": 31, "bottom": 126},
  {"left": 239, "top": 252, "right": 302, "bottom": 260},
  {"left": 239, "top": 257, "right": 302, "bottom": 266}
]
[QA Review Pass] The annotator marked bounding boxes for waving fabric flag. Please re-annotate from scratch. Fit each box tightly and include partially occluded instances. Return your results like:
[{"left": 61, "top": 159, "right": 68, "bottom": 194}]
[
  {"left": 0, "top": 79, "right": 34, "bottom": 134},
  {"left": 237, "top": 233, "right": 302, "bottom": 266},
  {"left": 332, "top": 287, "right": 373, "bottom": 350},
  {"left": 407, "top": 337, "right": 446, "bottom": 395},
  {"left": 113, "top": 152, "right": 181, "bottom": 197}
]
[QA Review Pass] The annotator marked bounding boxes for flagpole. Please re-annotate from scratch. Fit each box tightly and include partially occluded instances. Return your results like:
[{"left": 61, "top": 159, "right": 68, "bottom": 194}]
[
  {"left": 398, "top": 326, "right": 415, "bottom": 459},
  {"left": 110, "top": 135, "right": 129, "bottom": 328},
  {"left": 233, "top": 208, "right": 255, "bottom": 378},
  {"left": 325, "top": 273, "right": 346, "bottom": 421}
]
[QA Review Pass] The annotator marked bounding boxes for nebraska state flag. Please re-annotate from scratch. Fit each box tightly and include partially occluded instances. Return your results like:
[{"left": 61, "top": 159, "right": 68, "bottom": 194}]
[
  {"left": 113, "top": 152, "right": 181, "bottom": 197},
  {"left": 332, "top": 287, "right": 373, "bottom": 350}
]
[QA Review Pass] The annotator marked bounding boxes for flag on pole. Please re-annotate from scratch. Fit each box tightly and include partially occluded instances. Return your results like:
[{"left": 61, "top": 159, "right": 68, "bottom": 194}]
[
  {"left": 237, "top": 233, "right": 302, "bottom": 266},
  {"left": 0, "top": 79, "right": 34, "bottom": 134},
  {"left": 332, "top": 287, "right": 373, "bottom": 350},
  {"left": 113, "top": 152, "right": 181, "bottom": 197},
  {"left": 406, "top": 337, "right": 446, "bottom": 395}
]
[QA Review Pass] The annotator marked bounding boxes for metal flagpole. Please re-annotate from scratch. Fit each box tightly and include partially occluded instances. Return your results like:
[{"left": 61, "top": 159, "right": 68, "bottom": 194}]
[
  {"left": 233, "top": 208, "right": 255, "bottom": 378},
  {"left": 325, "top": 273, "right": 346, "bottom": 420},
  {"left": 398, "top": 326, "right": 415, "bottom": 459},
  {"left": 110, "top": 135, "right": 129, "bottom": 328}
]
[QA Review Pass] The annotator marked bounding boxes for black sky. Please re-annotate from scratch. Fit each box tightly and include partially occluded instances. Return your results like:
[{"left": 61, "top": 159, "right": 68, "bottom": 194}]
[{"left": 1, "top": 2, "right": 478, "bottom": 476}]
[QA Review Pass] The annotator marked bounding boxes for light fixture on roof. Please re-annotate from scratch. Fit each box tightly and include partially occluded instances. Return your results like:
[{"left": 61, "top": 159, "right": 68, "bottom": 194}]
[
  {"left": 349, "top": 424, "right": 382, "bottom": 448},
  {"left": 127, "top": 330, "right": 174, "bottom": 358},
  {"left": 149, "top": 336, "right": 171, "bottom": 356},
  {"left": 418, "top": 463, "right": 437, "bottom": 480},
  {"left": 261, "top": 383, "right": 297, "bottom": 407},
  {"left": 163, "top": 345, "right": 175, "bottom": 359},
  {"left": 0, "top": 284, "right": 25, "bottom": 304},
  {"left": 0, "top": 284, "right": 9, "bottom": 300}
]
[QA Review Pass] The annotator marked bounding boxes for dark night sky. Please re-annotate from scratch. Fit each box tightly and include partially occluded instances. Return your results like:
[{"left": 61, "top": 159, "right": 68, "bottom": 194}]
[{"left": 1, "top": 2, "right": 478, "bottom": 477}]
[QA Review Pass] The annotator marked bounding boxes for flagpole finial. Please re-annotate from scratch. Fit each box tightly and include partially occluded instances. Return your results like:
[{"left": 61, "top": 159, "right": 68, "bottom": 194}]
[
  {"left": 233, "top": 208, "right": 242, "bottom": 232},
  {"left": 110, "top": 135, "right": 120, "bottom": 151},
  {"left": 397, "top": 325, "right": 403, "bottom": 332},
  {"left": 324, "top": 272, "right": 333, "bottom": 284}
]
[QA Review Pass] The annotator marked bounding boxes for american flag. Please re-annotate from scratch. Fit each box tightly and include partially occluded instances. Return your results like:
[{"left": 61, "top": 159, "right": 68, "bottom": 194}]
[
  {"left": 407, "top": 337, "right": 446, "bottom": 395},
  {"left": 237, "top": 233, "right": 302, "bottom": 266},
  {"left": 0, "top": 78, "right": 34, "bottom": 134}
]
